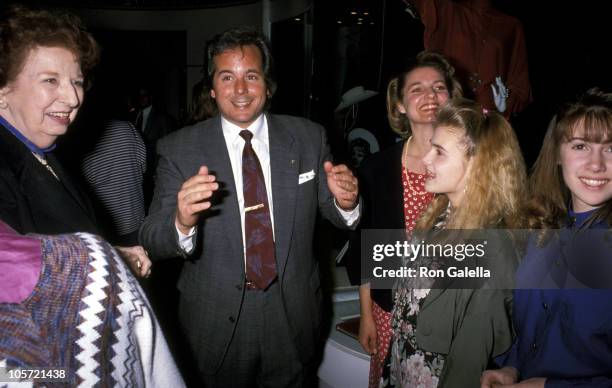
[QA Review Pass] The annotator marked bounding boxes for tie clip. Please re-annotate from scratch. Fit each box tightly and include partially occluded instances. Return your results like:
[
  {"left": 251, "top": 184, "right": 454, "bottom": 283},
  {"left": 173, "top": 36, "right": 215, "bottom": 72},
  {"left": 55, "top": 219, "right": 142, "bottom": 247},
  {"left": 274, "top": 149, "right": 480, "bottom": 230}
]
[{"left": 245, "top": 203, "right": 264, "bottom": 213}]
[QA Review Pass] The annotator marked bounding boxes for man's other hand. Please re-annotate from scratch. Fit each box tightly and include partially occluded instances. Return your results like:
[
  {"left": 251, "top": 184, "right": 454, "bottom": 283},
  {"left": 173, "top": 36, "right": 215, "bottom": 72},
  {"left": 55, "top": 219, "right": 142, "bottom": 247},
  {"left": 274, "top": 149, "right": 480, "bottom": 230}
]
[
  {"left": 324, "top": 161, "right": 358, "bottom": 210},
  {"left": 175, "top": 165, "right": 219, "bottom": 234}
]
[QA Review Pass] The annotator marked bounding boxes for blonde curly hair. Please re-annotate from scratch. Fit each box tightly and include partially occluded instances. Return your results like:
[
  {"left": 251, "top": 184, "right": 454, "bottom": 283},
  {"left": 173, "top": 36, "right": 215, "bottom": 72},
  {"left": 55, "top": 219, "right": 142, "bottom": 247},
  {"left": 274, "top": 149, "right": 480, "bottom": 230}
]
[{"left": 416, "top": 97, "right": 527, "bottom": 230}]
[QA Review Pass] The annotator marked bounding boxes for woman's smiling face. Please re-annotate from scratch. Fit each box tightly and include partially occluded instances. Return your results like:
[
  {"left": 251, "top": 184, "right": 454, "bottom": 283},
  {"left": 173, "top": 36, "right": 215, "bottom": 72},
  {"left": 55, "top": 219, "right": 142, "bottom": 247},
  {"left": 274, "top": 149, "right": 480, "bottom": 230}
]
[
  {"left": 398, "top": 66, "right": 450, "bottom": 126},
  {"left": 0, "top": 46, "right": 84, "bottom": 148},
  {"left": 560, "top": 124, "right": 612, "bottom": 212}
]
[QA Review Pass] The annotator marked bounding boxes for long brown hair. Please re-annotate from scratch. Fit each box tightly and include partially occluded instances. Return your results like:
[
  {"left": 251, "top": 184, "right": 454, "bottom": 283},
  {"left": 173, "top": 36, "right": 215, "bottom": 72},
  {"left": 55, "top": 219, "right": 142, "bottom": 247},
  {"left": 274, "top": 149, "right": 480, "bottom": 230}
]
[
  {"left": 416, "top": 98, "right": 527, "bottom": 229},
  {"left": 527, "top": 88, "right": 612, "bottom": 229}
]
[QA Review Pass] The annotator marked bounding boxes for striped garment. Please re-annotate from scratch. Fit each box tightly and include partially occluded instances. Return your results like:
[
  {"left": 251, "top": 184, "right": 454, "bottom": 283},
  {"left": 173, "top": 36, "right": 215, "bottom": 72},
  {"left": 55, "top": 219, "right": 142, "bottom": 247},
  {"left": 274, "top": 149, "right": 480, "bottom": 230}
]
[
  {"left": 82, "top": 120, "right": 147, "bottom": 238},
  {"left": 0, "top": 232, "right": 184, "bottom": 387}
]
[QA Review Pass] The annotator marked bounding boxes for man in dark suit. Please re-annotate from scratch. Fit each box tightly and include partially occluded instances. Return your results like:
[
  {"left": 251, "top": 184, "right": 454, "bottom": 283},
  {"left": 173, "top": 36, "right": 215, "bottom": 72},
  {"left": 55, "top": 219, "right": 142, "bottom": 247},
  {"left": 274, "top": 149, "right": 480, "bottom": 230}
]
[
  {"left": 140, "top": 27, "right": 359, "bottom": 386},
  {"left": 133, "top": 87, "right": 178, "bottom": 208}
]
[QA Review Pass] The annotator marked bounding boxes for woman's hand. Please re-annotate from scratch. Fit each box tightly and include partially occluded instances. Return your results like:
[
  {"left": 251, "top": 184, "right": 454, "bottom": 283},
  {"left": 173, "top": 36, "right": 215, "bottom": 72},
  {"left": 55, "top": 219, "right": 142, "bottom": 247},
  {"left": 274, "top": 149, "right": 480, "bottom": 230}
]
[
  {"left": 115, "top": 245, "right": 152, "bottom": 278},
  {"left": 481, "top": 366, "right": 518, "bottom": 387},
  {"left": 505, "top": 378, "right": 546, "bottom": 388},
  {"left": 359, "top": 310, "right": 378, "bottom": 355},
  {"left": 358, "top": 284, "right": 377, "bottom": 354}
]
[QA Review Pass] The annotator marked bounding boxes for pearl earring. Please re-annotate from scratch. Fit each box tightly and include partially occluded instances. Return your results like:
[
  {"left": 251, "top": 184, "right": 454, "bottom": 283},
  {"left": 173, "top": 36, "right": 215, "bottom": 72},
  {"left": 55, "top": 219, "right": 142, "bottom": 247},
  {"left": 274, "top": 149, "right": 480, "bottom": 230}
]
[{"left": 0, "top": 99, "right": 7, "bottom": 109}]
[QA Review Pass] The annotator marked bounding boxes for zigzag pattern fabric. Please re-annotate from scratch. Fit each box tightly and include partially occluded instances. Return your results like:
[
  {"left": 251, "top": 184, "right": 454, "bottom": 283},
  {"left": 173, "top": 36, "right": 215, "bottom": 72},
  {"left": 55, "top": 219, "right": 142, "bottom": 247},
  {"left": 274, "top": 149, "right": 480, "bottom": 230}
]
[
  {"left": 240, "top": 130, "right": 277, "bottom": 290},
  {"left": 0, "top": 233, "right": 183, "bottom": 387}
]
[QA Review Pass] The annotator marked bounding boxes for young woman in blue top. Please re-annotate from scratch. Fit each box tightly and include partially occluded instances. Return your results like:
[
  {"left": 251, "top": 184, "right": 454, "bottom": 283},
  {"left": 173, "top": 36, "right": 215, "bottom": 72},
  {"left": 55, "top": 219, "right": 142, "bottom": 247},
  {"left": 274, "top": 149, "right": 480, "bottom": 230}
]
[{"left": 481, "top": 88, "right": 612, "bottom": 388}]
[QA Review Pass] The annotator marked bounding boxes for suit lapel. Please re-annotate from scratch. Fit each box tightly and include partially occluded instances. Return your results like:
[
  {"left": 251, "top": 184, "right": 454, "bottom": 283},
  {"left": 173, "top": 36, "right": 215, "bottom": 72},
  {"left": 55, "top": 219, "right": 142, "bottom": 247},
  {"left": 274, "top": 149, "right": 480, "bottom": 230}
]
[
  {"left": 46, "top": 154, "right": 94, "bottom": 219},
  {"left": 421, "top": 272, "right": 461, "bottom": 310},
  {"left": 421, "top": 288, "right": 444, "bottom": 310},
  {"left": 206, "top": 116, "right": 245, "bottom": 271},
  {"left": 267, "top": 115, "right": 298, "bottom": 278},
  {"left": 14, "top": 152, "right": 97, "bottom": 234}
]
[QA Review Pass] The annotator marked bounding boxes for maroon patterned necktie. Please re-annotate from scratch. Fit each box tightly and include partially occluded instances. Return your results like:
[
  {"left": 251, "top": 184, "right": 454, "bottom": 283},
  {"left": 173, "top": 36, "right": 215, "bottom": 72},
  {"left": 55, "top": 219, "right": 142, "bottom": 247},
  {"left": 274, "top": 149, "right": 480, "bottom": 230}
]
[{"left": 240, "top": 130, "right": 277, "bottom": 289}]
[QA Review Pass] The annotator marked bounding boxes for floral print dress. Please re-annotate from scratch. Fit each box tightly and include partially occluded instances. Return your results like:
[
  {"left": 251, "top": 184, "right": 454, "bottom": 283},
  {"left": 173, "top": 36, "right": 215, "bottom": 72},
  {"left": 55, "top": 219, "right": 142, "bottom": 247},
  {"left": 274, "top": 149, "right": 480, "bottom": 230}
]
[
  {"left": 381, "top": 203, "right": 450, "bottom": 388},
  {"left": 370, "top": 167, "right": 434, "bottom": 388},
  {"left": 386, "top": 288, "right": 445, "bottom": 388}
]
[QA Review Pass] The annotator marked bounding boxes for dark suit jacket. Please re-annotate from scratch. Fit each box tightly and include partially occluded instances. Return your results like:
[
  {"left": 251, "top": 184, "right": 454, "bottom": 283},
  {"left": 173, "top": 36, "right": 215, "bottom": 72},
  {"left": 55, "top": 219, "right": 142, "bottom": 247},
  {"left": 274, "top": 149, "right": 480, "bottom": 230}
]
[
  {"left": 140, "top": 114, "right": 354, "bottom": 374},
  {"left": 141, "top": 106, "right": 177, "bottom": 147},
  {"left": 140, "top": 106, "right": 177, "bottom": 208},
  {"left": 0, "top": 124, "right": 97, "bottom": 235},
  {"left": 346, "top": 141, "right": 405, "bottom": 312}
]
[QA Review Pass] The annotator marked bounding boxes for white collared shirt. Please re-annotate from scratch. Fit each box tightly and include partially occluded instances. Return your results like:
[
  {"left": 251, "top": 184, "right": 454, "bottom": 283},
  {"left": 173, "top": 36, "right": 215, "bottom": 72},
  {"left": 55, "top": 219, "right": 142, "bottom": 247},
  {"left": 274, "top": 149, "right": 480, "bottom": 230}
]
[
  {"left": 135, "top": 105, "right": 152, "bottom": 133},
  {"left": 177, "top": 113, "right": 359, "bottom": 258},
  {"left": 177, "top": 114, "right": 273, "bottom": 257}
]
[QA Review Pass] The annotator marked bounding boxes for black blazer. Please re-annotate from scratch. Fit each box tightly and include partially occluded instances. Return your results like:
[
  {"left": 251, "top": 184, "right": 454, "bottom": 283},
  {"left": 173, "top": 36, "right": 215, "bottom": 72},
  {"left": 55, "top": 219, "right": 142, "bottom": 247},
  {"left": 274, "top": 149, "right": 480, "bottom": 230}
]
[
  {"left": 141, "top": 106, "right": 177, "bottom": 208},
  {"left": 0, "top": 125, "right": 97, "bottom": 235},
  {"left": 346, "top": 141, "right": 405, "bottom": 312}
]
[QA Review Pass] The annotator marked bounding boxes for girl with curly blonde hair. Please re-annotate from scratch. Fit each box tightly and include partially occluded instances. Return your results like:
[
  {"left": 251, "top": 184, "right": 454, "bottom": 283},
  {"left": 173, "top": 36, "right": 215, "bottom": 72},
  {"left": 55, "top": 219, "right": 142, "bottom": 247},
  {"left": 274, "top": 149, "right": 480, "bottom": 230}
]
[
  {"left": 386, "top": 97, "right": 526, "bottom": 387},
  {"left": 348, "top": 51, "right": 461, "bottom": 388}
]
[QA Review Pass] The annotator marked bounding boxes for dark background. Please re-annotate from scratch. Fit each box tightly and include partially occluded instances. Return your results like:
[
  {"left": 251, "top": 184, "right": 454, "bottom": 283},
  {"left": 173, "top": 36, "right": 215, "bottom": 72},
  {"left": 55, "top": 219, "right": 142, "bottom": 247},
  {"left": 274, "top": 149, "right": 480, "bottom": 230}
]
[
  {"left": 5, "top": 2, "right": 611, "bottom": 383},
  {"left": 9, "top": 0, "right": 612, "bottom": 167},
  {"left": 302, "top": 0, "right": 612, "bottom": 167}
]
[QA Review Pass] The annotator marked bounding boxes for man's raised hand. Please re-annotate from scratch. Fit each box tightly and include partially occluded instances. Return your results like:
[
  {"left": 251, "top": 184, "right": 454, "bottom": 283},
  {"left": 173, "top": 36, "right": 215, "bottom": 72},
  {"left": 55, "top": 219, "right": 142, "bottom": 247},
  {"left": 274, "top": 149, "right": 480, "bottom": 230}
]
[
  {"left": 175, "top": 165, "right": 219, "bottom": 234},
  {"left": 324, "top": 161, "right": 358, "bottom": 211}
]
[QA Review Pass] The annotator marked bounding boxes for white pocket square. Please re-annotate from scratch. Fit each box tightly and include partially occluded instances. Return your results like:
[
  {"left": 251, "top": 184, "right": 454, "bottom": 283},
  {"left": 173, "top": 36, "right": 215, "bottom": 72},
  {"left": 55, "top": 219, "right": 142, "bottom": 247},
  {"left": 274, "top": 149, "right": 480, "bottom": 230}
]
[{"left": 298, "top": 170, "right": 315, "bottom": 185}]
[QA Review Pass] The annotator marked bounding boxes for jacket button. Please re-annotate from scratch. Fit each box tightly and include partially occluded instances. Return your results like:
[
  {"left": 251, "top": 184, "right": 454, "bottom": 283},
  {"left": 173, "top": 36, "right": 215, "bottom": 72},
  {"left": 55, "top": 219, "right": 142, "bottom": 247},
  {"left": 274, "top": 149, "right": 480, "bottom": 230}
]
[
  {"left": 420, "top": 326, "right": 432, "bottom": 336},
  {"left": 228, "top": 316, "right": 236, "bottom": 323},
  {"left": 531, "top": 342, "right": 537, "bottom": 350},
  {"left": 542, "top": 303, "right": 549, "bottom": 310}
]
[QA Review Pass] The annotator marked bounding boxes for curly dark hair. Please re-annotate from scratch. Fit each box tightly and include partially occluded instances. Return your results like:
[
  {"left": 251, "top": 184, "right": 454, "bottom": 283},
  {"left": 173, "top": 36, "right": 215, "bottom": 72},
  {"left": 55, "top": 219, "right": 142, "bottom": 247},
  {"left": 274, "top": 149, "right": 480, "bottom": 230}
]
[
  {"left": 0, "top": 4, "right": 100, "bottom": 88},
  {"left": 204, "top": 26, "right": 276, "bottom": 97}
]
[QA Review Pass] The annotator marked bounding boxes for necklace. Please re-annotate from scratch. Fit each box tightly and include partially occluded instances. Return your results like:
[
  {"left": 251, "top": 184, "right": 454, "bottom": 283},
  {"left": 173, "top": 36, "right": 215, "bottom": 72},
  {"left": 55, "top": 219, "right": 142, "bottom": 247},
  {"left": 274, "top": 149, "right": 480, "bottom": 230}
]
[
  {"left": 32, "top": 152, "right": 59, "bottom": 180},
  {"left": 433, "top": 202, "right": 452, "bottom": 230},
  {"left": 402, "top": 136, "right": 428, "bottom": 196}
]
